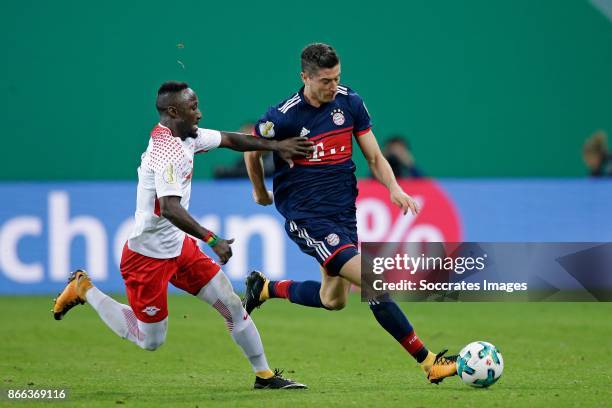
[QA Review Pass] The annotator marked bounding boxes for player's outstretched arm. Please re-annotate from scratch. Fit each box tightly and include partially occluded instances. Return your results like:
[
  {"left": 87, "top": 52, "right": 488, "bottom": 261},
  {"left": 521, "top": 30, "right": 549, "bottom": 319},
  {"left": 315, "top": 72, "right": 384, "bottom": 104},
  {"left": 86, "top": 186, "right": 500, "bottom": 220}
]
[
  {"left": 356, "top": 131, "right": 420, "bottom": 216},
  {"left": 219, "top": 132, "right": 313, "bottom": 165},
  {"left": 159, "top": 196, "right": 234, "bottom": 264},
  {"left": 244, "top": 151, "right": 273, "bottom": 206}
]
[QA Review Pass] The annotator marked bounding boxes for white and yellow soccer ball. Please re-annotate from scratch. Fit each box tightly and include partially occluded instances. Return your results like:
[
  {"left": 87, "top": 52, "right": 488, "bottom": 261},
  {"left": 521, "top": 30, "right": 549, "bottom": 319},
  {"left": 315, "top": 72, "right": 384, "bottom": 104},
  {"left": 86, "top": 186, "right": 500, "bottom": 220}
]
[{"left": 457, "top": 341, "right": 504, "bottom": 388}]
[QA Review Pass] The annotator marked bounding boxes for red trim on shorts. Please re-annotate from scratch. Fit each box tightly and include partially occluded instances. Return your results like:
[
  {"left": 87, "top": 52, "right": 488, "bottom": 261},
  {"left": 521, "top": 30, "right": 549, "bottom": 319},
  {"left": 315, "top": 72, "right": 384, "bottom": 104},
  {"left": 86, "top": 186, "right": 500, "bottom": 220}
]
[{"left": 322, "top": 244, "right": 356, "bottom": 267}]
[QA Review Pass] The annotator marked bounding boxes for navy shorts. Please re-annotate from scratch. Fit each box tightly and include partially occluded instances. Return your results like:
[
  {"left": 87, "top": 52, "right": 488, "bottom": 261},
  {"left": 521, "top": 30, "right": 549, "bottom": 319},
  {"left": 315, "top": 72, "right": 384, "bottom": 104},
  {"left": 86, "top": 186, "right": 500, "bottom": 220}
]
[{"left": 285, "top": 210, "right": 359, "bottom": 276}]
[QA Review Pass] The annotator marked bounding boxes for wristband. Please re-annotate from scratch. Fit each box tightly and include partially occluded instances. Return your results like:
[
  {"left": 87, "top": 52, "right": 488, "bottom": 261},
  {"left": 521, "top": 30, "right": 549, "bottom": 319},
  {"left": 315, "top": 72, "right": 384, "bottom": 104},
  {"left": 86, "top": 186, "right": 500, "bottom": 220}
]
[{"left": 203, "top": 231, "right": 219, "bottom": 247}]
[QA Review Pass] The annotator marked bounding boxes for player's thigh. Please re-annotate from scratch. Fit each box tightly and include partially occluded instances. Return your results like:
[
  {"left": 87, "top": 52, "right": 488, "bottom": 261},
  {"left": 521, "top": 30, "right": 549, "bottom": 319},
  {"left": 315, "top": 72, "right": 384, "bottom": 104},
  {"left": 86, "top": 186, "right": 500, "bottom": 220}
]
[
  {"left": 338, "top": 253, "right": 361, "bottom": 286},
  {"left": 319, "top": 265, "right": 352, "bottom": 305},
  {"left": 171, "top": 237, "right": 221, "bottom": 295},
  {"left": 338, "top": 254, "right": 381, "bottom": 298},
  {"left": 120, "top": 242, "right": 174, "bottom": 323}
]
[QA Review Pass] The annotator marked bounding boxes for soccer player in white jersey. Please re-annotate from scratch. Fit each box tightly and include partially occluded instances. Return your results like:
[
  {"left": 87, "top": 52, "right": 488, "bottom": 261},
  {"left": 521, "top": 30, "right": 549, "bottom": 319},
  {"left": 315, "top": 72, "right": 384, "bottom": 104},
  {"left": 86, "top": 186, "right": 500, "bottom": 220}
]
[{"left": 52, "top": 81, "right": 312, "bottom": 389}]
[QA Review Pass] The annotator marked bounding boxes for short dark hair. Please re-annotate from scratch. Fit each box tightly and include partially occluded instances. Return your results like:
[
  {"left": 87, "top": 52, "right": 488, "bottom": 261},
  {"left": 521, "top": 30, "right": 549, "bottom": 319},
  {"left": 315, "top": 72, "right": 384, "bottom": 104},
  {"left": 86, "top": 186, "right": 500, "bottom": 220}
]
[
  {"left": 301, "top": 43, "right": 340, "bottom": 76},
  {"left": 387, "top": 135, "right": 411, "bottom": 150},
  {"left": 158, "top": 81, "right": 189, "bottom": 95},
  {"left": 156, "top": 81, "right": 189, "bottom": 112}
]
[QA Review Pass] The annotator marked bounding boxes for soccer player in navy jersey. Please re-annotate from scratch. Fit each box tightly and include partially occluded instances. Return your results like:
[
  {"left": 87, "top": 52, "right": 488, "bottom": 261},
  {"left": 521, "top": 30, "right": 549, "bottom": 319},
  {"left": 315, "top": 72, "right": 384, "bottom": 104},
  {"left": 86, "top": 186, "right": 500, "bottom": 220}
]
[{"left": 243, "top": 43, "right": 458, "bottom": 384}]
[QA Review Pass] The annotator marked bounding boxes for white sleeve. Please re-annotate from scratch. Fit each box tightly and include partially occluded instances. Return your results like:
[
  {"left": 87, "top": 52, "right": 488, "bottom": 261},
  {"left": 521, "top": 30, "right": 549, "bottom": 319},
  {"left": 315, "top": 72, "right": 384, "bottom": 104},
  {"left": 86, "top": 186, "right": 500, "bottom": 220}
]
[
  {"left": 154, "top": 160, "right": 184, "bottom": 198},
  {"left": 194, "top": 128, "right": 222, "bottom": 154}
]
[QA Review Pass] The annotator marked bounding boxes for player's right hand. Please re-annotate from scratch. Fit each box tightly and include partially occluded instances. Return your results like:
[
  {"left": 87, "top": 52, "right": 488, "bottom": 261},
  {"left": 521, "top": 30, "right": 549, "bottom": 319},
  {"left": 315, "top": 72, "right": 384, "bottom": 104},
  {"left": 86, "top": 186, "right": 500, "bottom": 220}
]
[
  {"left": 213, "top": 238, "right": 234, "bottom": 265},
  {"left": 390, "top": 188, "right": 420, "bottom": 216},
  {"left": 253, "top": 189, "right": 273, "bottom": 206},
  {"left": 276, "top": 136, "right": 314, "bottom": 168}
]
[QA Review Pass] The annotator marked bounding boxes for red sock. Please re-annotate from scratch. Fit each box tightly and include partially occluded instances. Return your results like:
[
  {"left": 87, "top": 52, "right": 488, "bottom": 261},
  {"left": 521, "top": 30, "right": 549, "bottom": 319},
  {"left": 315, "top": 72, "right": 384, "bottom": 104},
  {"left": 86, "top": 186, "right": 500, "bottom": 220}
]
[
  {"left": 269, "top": 280, "right": 293, "bottom": 299},
  {"left": 400, "top": 331, "right": 426, "bottom": 360}
]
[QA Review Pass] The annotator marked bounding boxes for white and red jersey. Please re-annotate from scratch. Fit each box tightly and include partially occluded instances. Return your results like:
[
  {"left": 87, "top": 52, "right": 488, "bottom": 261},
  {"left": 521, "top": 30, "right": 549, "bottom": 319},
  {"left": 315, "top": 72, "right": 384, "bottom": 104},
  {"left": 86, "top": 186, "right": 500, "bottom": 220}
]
[{"left": 127, "top": 123, "right": 221, "bottom": 258}]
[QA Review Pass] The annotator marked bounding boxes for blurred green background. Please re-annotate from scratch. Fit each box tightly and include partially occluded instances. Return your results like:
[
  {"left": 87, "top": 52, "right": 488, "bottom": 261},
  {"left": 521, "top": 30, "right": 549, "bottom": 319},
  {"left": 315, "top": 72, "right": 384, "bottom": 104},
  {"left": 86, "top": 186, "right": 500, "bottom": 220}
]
[{"left": 2, "top": 0, "right": 611, "bottom": 179}]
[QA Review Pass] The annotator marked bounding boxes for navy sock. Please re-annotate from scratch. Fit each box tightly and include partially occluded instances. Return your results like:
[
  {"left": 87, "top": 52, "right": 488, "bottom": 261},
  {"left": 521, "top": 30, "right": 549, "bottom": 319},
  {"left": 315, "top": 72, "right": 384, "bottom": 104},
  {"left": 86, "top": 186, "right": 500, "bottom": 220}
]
[
  {"left": 270, "top": 280, "right": 325, "bottom": 308},
  {"left": 369, "top": 294, "right": 429, "bottom": 362}
]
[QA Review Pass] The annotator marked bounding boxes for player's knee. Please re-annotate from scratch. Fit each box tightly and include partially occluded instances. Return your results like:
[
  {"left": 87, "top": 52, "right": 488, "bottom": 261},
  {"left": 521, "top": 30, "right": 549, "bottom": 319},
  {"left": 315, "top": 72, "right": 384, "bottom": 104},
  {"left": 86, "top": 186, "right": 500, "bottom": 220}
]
[
  {"left": 228, "top": 293, "right": 250, "bottom": 325},
  {"left": 137, "top": 321, "right": 168, "bottom": 351},
  {"left": 226, "top": 292, "right": 242, "bottom": 309},
  {"left": 216, "top": 292, "right": 246, "bottom": 323},
  {"left": 322, "top": 297, "right": 347, "bottom": 311},
  {"left": 200, "top": 271, "right": 241, "bottom": 310},
  {"left": 140, "top": 337, "right": 164, "bottom": 351}
]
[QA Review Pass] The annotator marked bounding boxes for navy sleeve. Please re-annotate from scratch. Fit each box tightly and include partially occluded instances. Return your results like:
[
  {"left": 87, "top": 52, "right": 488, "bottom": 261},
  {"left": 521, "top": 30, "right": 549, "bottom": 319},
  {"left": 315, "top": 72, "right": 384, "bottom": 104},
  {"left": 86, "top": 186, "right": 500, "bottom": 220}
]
[
  {"left": 254, "top": 107, "right": 285, "bottom": 140},
  {"left": 350, "top": 92, "right": 372, "bottom": 136}
]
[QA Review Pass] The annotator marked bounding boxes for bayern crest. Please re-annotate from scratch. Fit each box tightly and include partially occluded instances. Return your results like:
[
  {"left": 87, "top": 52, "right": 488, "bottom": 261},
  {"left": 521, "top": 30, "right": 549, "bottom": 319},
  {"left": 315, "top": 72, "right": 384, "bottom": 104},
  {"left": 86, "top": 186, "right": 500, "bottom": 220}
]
[
  {"left": 326, "top": 233, "right": 340, "bottom": 246},
  {"left": 331, "top": 108, "right": 345, "bottom": 126}
]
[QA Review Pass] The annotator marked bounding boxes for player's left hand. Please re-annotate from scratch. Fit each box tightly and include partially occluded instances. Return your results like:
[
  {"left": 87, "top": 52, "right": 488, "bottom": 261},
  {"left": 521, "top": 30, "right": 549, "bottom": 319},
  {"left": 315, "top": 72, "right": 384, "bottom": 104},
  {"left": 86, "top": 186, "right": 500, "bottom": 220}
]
[
  {"left": 253, "top": 189, "right": 273, "bottom": 206},
  {"left": 213, "top": 238, "right": 235, "bottom": 265},
  {"left": 390, "top": 187, "right": 420, "bottom": 216},
  {"left": 276, "top": 137, "right": 314, "bottom": 168}
]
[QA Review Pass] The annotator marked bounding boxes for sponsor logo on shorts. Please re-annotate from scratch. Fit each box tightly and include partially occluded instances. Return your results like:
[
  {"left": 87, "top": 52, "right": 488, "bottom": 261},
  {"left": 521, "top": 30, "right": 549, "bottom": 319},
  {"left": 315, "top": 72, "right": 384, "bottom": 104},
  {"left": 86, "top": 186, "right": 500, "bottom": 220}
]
[
  {"left": 331, "top": 108, "right": 345, "bottom": 126},
  {"left": 142, "top": 306, "right": 161, "bottom": 316},
  {"left": 326, "top": 233, "right": 340, "bottom": 246},
  {"left": 259, "top": 121, "right": 275, "bottom": 138}
]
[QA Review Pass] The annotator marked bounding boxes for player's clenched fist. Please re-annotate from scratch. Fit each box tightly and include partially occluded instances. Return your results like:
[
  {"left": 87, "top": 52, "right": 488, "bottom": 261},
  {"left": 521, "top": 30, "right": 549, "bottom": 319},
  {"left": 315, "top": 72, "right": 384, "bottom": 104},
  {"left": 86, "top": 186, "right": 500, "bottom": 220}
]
[
  {"left": 253, "top": 189, "right": 273, "bottom": 206},
  {"left": 212, "top": 237, "right": 235, "bottom": 265}
]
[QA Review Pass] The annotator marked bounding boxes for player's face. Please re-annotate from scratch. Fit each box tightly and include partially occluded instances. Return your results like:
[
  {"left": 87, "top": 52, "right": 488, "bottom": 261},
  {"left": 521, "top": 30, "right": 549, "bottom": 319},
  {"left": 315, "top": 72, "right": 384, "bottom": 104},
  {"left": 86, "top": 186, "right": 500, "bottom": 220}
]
[
  {"left": 175, "top": 88, "right": 202, "bottom": 138},
  {"left": 302, "top": 64, "right": 341, "bottom": 105}
]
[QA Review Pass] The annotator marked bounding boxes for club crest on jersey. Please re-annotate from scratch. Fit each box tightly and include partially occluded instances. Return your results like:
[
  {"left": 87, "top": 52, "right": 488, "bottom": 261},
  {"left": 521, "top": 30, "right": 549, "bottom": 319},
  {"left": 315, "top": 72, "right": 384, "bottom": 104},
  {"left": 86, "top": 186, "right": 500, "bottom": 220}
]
[
  {"left": 259, "top": 121, "right": 275, "bottom": 138},
  {"left": 163, "top": 163, "right": 176, "bottom": 184},
  {"left": 331, "top": 108, "right": 345, "bottom": 126},
  {"left": 142, "top": 306, "right": 161, "bottom": 316},
  {"left": 326, "top": 233, "right": 340, "bottom": 246}
]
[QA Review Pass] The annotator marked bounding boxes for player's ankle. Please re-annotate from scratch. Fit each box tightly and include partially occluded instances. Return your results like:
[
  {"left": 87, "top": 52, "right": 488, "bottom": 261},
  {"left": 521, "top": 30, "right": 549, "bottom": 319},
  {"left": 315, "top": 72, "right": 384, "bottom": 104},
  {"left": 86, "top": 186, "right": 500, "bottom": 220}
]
[
  {"left": 78, "top": 278, "right": 94, "bottom": 299},
  {"left": 420, "top": 351, "right": 436, "bottom": 372},
  {"left": 256, "top": 369, "right": 274, "bottom": 379},
  {"left": 259, "top": 280, "right": 270, "bottom": 302}
]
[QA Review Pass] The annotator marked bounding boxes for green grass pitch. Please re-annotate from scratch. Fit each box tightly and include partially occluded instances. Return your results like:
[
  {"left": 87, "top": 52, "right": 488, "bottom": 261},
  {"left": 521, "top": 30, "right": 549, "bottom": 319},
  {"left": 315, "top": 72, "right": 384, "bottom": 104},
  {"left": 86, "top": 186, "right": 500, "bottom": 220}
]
[{"left": 1, "top": 295, "right": 611, "bottom": 407}]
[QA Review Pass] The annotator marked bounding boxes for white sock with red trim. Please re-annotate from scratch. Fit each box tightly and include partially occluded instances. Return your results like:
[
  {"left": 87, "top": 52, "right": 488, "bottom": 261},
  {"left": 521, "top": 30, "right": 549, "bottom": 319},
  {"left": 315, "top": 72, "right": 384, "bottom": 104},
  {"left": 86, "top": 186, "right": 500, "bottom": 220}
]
[
  {"left": 85, "top": 286, "right": 167, "bottom": 351},
  {"left": 197, "top": 272, "right": 270, "bottom": 373}
]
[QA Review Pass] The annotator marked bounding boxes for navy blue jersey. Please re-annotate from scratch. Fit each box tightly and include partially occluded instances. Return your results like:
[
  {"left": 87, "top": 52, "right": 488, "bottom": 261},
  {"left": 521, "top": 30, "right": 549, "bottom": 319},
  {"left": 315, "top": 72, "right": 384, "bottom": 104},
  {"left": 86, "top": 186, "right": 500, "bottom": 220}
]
[{"left": 254, "top": 85, "right": 372, "bottom": 220}]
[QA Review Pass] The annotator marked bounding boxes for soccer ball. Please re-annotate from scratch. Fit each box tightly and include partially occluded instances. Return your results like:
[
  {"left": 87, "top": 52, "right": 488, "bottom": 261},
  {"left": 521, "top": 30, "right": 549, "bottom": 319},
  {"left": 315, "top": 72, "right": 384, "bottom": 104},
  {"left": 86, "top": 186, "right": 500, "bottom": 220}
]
[{"left": 457, "top": 341, "right": 504, "bottom": 388}]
